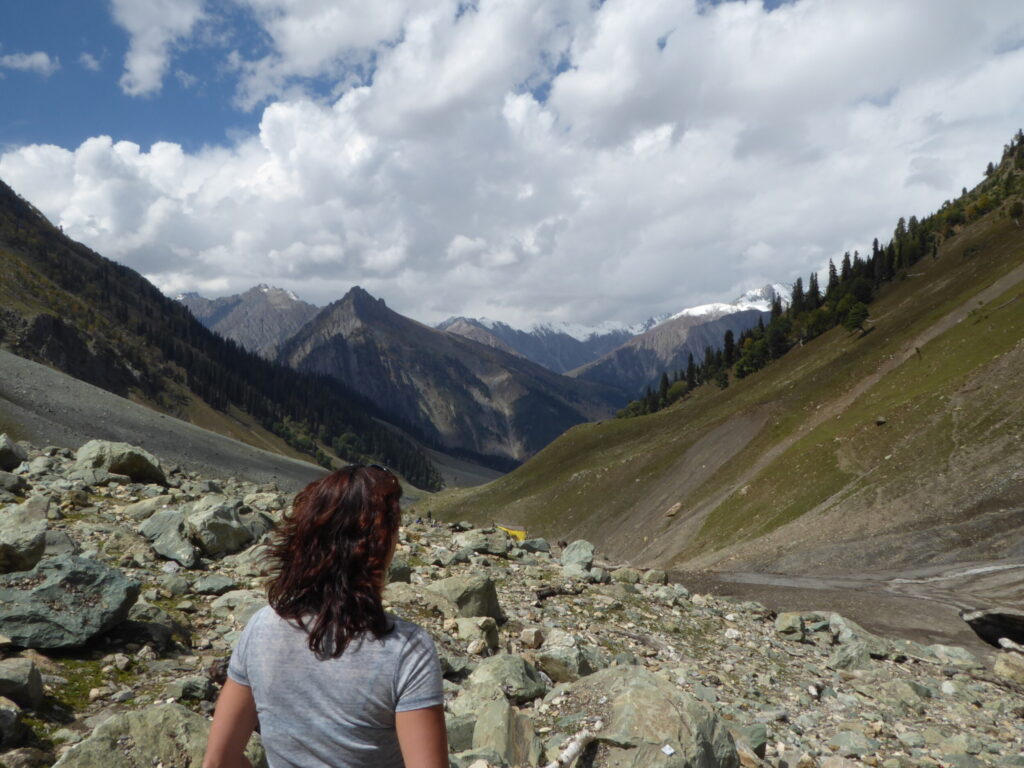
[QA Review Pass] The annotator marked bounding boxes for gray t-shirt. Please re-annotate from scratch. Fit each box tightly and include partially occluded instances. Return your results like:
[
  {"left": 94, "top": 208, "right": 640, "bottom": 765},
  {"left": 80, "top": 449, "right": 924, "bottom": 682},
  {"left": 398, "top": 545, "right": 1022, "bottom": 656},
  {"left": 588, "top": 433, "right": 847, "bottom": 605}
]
[{"left": 228, "top": 605, "right": 443, "bottom": 768}]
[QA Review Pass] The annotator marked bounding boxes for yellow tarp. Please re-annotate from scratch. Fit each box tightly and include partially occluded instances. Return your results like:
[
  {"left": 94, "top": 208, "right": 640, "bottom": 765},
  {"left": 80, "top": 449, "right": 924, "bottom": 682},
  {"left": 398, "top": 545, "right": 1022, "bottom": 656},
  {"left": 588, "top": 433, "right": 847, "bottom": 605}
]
[{"left": 496, "top": 523, "right": 527, "bottom": 542}]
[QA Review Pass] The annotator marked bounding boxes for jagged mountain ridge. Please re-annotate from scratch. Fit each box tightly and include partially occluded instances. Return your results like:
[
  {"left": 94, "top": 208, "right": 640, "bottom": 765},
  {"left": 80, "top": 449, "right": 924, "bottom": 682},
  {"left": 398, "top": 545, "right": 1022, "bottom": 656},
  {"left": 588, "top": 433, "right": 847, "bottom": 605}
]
[
  {"left": 437, "top": 315, "right": 663, "bottom": 375},
  {"left": 0, "top": 178, "right": 441, "bottom": 489},
  {"left": 177, "top": 285, "right": 319, "bottom": 359},
  {"left": 277, "top": 287, "right": 626, "bottom": 466},
  {"left": 570, "top": 284, "right": 788, "bottom": 396}
]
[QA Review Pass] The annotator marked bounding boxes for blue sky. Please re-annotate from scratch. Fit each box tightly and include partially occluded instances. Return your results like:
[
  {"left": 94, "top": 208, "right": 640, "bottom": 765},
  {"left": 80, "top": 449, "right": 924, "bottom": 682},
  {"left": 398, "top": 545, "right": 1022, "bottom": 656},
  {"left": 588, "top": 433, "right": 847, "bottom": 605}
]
[
  {"left": 1, "top": 0, "right": 256, "bottom": 151},
  {"left": 1, "top": 1, "right": 1023, "bottom": 326}
]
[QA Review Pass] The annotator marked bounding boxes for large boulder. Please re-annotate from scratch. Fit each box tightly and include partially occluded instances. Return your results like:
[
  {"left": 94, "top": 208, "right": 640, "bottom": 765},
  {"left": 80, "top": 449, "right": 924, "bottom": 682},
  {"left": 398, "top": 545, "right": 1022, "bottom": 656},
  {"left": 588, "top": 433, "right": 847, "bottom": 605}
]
[
  {"left": 0, "top": 503, "right": 47, "bottom": 573},
  {"left": 426, "top": 573, "right": 503, "bottom": 622},
  {"left": 185, "top": 496, "right": 269, "bottom": 557},
  {"left": 0, "top": 555, "right": 139, "bottom": 649},
  {"left": 553, "top": 666, "right": 739, "bottom": 768},
  {"left": 465, "top": 654, "right": 546, "bottom": 704},
  {"left": 0, "top": 436, "right": 27, "bottom": 473},
  {"left": 561, "top": 539, "right": 595, "bottom": 569},
  {"left": 472, "top": 699, "right": 544, "bottom": 766},
  {"left": 73, "top": 440, "right": 166, "bottom": 485},
  {"left": 139, "top": 508, "right": 199, "bottom": 568},
  {"left": 52, "top": 703, "right": 267, "bottom": 768},
  {"left": 453, "top": 529, "right": 511, "bottom": 557}
]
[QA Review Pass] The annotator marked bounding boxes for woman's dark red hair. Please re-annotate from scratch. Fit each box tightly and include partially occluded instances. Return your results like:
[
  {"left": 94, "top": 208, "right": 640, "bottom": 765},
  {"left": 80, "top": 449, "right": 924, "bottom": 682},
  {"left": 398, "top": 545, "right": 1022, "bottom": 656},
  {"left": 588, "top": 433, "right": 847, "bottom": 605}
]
[{"left": 265, "top": 465, "right": 402, "bottom": 657}]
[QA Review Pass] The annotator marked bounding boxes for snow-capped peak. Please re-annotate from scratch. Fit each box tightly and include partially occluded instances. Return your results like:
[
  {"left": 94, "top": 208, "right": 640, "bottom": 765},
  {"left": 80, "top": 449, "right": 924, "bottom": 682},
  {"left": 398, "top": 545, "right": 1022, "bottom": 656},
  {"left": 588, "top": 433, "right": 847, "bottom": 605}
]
[
  {"left": 666, "top": 283, "right": 790, "bottom": 323},
  {"left": 473, "top": 316, "right": 659, "bottom": 342}
]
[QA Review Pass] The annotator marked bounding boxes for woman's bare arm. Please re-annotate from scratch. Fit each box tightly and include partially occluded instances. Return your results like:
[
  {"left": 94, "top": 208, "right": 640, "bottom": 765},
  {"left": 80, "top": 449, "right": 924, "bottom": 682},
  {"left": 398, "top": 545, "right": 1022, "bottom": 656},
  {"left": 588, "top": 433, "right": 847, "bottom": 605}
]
[
  {"left": 204, "top": 679, "right": 259, "bottom": 768},
  {"left": 395, "top": 704, "right": 449, "bottom": 768}
]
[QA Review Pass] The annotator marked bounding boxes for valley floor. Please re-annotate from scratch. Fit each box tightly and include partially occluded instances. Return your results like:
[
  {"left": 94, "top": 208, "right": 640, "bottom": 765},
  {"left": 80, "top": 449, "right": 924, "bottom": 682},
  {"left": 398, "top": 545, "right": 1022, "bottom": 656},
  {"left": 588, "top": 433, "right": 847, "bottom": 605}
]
[{"left": 678, "top": 557, "right": 1024, "bottom": 660}]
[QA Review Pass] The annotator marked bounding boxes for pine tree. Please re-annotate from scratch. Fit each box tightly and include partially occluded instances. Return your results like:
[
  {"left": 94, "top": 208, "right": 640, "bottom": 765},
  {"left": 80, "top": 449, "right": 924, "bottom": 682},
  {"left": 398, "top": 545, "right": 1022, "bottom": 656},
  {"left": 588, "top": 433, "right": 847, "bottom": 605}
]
[
  {"left": 790, "top": 277, "right": 805, "bottom": 315},
  {"left": 807, "top": 272, "right": 821, "bottom": 309},
  {"left": 826, "top": 259, "right": 839, "bottom": 299},
  {"left": 659, "top": 371, "right": 670, "bottom": 404},
  {"left": 723, "top": 329, "right": 736, "bottom": 365},
  {"left": 685, "top": 353, "right": 696, "bottom": 390}
]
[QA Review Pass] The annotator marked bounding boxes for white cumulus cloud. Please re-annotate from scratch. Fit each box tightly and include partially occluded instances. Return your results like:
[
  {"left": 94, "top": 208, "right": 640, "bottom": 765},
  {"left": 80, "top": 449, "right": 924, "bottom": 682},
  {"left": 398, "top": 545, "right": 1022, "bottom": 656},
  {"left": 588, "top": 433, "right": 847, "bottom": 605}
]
[
  {"left": 2, "top": 0, "right": 1024, "bottom": 328},
  {"left": 111, "top": 0, "right": 205, "bottom": 96},
  {"left": 0, "top": 51, "right": 61, "bottom": 76}
]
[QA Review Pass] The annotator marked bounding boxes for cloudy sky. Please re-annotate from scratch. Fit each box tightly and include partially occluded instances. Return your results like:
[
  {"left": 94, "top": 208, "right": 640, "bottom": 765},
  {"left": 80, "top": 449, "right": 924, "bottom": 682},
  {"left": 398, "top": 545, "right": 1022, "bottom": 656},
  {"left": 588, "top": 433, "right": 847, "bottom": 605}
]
[{"left": 2, "top": 0, "right": 1023, "bottom": 327}]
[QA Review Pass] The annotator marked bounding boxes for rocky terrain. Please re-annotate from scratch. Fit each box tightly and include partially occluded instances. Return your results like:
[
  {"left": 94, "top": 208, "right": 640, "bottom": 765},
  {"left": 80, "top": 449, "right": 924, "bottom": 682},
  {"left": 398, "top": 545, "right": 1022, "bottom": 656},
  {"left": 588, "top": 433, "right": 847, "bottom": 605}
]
[{"left": 0, "top": 435, "right": 1022, "bottom": 768}]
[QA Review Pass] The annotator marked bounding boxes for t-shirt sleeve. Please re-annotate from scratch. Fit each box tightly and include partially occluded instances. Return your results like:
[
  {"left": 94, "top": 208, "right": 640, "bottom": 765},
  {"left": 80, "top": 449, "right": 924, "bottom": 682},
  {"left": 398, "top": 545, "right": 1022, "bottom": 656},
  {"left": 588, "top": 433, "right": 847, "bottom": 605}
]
[
  {"left": 394, "top": 627, "right": 444, "bottom": 712},
  {"left": 226, "top": 609, "right": 259, "bottom": 687}
]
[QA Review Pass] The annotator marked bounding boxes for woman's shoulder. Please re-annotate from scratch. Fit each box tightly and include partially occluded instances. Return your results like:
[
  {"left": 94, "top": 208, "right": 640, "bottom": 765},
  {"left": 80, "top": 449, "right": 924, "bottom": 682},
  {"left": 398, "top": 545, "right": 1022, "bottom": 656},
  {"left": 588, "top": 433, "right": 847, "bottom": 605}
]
[{"left": 386, "top": 615, "right": 435, "bottom": 646}]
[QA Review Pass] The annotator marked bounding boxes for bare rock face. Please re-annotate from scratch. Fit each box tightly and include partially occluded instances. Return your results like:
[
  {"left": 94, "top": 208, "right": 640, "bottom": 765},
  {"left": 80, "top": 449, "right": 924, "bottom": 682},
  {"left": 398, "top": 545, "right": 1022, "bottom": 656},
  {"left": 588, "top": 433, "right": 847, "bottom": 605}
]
[
  {"left": 73, "top": 440, "right": 166, "bottom": 486},
  {"left": 0, "top": 555, "right": 139, "bottom": 649}
]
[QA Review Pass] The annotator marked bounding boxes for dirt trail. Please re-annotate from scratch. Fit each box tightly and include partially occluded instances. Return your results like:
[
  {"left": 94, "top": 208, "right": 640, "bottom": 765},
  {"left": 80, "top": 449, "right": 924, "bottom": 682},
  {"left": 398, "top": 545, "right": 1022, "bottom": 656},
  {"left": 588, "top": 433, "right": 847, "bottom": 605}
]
[{"left": 681, "top": 259, "right": 1024, "bottom": 536}]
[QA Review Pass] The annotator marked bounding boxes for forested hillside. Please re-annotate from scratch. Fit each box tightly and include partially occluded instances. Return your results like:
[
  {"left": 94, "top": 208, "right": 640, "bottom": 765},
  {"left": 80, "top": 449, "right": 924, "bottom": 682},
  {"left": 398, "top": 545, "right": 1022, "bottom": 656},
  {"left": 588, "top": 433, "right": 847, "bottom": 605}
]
[
  {"left": 0, "top": 180, "right": 442, "bottom": 489},
  {"left": 428, "top": 133, "right": 1024, "bottom": 571}
]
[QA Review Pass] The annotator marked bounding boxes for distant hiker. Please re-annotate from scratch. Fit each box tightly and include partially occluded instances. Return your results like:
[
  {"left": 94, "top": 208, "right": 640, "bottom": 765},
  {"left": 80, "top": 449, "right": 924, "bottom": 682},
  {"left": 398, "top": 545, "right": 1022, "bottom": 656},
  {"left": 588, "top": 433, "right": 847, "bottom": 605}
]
[{"left": 204, "top": 465, "right": 447, "bottom": 768}]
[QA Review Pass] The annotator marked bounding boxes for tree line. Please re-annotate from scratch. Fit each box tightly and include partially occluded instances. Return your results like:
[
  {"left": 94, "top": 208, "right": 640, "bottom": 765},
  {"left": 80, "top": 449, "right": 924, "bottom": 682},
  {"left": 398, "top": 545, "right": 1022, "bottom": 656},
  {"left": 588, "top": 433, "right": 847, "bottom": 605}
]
[{"left": 620, "top": 129, "right": 1024, "bottom": 418}]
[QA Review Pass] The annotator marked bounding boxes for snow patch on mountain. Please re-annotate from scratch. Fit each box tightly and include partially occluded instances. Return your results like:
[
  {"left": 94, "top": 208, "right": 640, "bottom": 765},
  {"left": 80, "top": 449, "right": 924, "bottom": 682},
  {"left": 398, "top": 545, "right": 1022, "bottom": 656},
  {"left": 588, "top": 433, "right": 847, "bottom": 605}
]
[
  {"left": 475, "top": 316, "right": 666, "bottom": 343},
  {"left": 666, "top": 283, "right": 790, "bottom": 323}
]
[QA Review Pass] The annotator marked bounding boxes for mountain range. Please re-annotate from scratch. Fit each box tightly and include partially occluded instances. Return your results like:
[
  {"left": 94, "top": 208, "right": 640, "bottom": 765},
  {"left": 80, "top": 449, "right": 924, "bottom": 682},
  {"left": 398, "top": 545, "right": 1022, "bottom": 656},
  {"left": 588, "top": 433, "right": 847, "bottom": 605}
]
[
  {"left": 176, "top": 285, "right": 319, "bottom": 359},
  {"left": 276, "top": 287, "right": 625, "bottom": 467},
  {"left": 173, "top": 281, "right": 781, "bottom": 467}
]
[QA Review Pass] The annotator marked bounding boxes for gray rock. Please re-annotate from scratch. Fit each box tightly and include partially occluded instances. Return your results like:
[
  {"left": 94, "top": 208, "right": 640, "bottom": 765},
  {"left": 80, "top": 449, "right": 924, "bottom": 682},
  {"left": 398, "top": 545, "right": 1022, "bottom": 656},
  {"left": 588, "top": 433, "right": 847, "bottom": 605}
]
[
  {"left": 426, "top": 573, "right": 503, "bottom": 621},
  {"left": 775, "top": 612, "right": 805, "bottom": 639},
  {"left": 466, "top": 654, "right": 547, "bottom": 704},
  {"left": 453, "top": 528, "right": 511, "bottom": 557},
  {"left": 164, "top": 676, "right": 216, "bottom": 701},
  {"left": 0, "top": 659, "right": 43, "bottom": 709},
  {"left": 445, "top": 713, "right": 477, "bottom": 752},
  {"left": 536, "top": 644, "right": 596, "bottom": 683},
  {"left": 42, "top": 530, "right": 79, "bottom": 557},
  {"left": 51, "top": 702, "right": 267, "bottom": 768},
  {"left": 192, "top": 573, "right": 238, "bottom": 596},
  {"left": 828, "top": 730, "right": 880, "bottom": 757},
  {"left": 562, "top": 562, "right": 593, "bottom": 582},
  {"left": 0, "top": 471, "right": 28, "bottom": 494},
  {"left": 0, "top": 695, "right": 26, "bottom": 749},
  {"left": 122, "top": 495, "right": 174, "bottom": 522},
  {"left": 122, "top": 602, "right": 187, "bottom": 649},
  {"left": 561, "top": 539, "right": 595, "bottom": 569},
  {"left": 211, "top": 590, "right": 267, "bottom": 626},
  {"left": 472, "top": 699, "right": 544, "bottom": 767},
  {"left": 73, "top": 440, "right": 166, "bottom": 485},
  {"left": 0, "top": 436, "right": 27, "bottom": 473},
  {"left": 387, "top": 555, "right": 412, "bottom": 584},
  {"left": 139, "top": 508, "right": 198, "bottom": 568},
  {"left": 0, "top": 502, "right": 47, "bottom": 573},
  {"left": 185, "top": 496, "right": 259, "bottom": 557},
  {"left": 827, "top": 640, "right": 873, "bottom": 671},
  {"left": 642, "top": 568, "right": 667, "bottom": 585},
  {"left": 448, "top": 747, "right": 504, "bottom": 768},
  {"left": 385, "top": 582, "right": 459, "bottom": 620},
  {"left": 994, "top": 653, "right": 1024, "bottom": 684},
  {"left": 0, "top": 555, "right": 139, "bottom": 649},
  {"left": 558, "top": 666, "right": 738, "bottom": 768},
  {"left": 455, "top": 617, "right": 499, "bottom": 651},
  {"left": 729, "top": 722, "right": 768, "bottom": 759},
  {"left": 520, "top": 538, "right": 550, "bottom": 554},
  {"left": 612, "top": 567, "right": 642, "bottom": 584}
]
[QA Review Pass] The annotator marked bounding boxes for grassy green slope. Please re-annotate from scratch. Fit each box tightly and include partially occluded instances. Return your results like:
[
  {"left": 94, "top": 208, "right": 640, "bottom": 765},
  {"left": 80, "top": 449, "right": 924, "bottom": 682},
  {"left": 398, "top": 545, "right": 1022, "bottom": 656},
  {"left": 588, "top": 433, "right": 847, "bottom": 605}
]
[{"left": 427, "top": 201, "right": 1024, "bottom": 574}]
